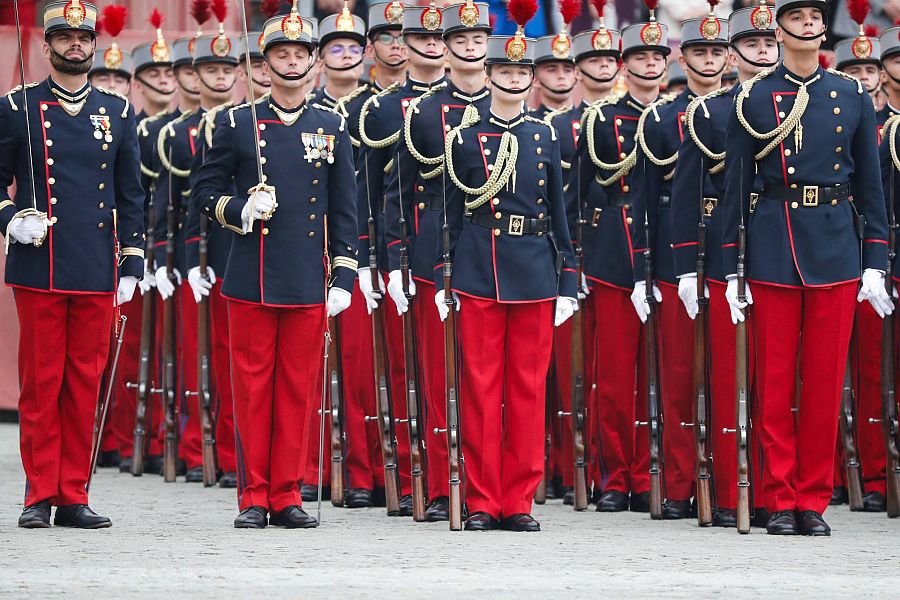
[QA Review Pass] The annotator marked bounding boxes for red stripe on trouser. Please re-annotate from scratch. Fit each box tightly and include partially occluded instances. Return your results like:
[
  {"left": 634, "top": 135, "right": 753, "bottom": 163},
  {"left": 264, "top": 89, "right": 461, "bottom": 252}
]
[
  {"left": 752, "top": 282, "right": 857, "bottom": 513},
  {"left": 16, "top": 289, "right": 113, "bottom": 506},
  {"left": 229, "top": 300, "right": 324, "bottom": 512},
  {"left": 112, "top": 296, "right": 144, "bottom": 457},
  {"left": 210, "top": 281, "right": 236, "bottom": 472},
  {"left": 592, "top": 285, "right": 649, "bottom": 494},
  {"left": 417, "top": 280, "right": 449, "bottom": 499},
  {"left": 658, "top": 282, "right": 696, "bottom": 502},
  {"left": 458, "top": 296, "right": 554, "bottom": 518},
  {"left": 176, "top": 285, "right": 202, "bottom": 469},
  {"left": 340, "top": 282, "right": 384, "bottom": 490},
  {"left": 551, "top": 319, "right": 574, "bottom": 487},
  {"left": 382, "top": 288, "right": 412, "bottom": 495},
  {"left": 852, "top": 302, "right": 888, "bottom": 495}
]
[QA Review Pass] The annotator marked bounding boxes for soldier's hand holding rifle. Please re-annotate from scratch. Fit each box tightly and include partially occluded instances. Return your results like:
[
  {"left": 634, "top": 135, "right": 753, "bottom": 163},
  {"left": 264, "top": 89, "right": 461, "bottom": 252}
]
[{"left": 387, "top": 269, "right": 416, "bottom": 315}]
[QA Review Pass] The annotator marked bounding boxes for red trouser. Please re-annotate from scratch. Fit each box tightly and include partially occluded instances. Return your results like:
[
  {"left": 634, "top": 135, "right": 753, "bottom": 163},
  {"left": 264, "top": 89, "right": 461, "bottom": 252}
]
[
  {"left": 592, "top": 284, "right": 649, "bottom": 494},
  {"left": 708, "top": 281, "right": 739, "bottom": 509},
  {"left": 382, "top": 282, "right": 412, "bottom": 496},
  {"left": 341, "top": 282, "right": 384, "bottom": 490},
  {"left": 582, "top": 292, "right": 600, "bottom": 491},
  {"left": 210, "top": 281, "right": 236, "bottom": 472},
  {"left": 458, "top": 296, "right": 554, "bottom": 518},
  {"left": 551, "top": 318, "right": 574, "bottom": 487},
  {"left": 229, "top": 300, "right": 325, "bottom": 511},
  {"left": 753, "top": 282, "right": 857, "bottom": 513},
  {"left": 112, "top": 294, "right": 144, "bottom": 458},
  {"left": 852, "top": 303, "right": 888, "bottom": 495},
  {"left": 176, "top": 285, "right": 202, "bottom": 469},
  {"left": 417, "top": 280, "right": 448, "bottom": 500},
  {"left": 658, "top": 282, "right": 696, "bottom": 501},
  {"left": 16, "top": 289, "right": 113, "bottom": 506}
]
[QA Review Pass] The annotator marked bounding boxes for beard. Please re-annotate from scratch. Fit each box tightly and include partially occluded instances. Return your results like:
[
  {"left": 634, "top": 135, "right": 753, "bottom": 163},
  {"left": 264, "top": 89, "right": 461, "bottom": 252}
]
[{"left": 49, "top": 48, "right": 94, "bottom": 75}]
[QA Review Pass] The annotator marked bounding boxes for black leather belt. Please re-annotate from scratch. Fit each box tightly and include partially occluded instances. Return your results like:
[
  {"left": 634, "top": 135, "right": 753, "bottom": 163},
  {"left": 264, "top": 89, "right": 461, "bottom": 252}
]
[
  {"left": 762, "top": 184, "right": 850, "bottom": 207},
  {"left": 419, "top": 195, "right": 442, "bottom": 211},
  {"left": 468, "top": 212, "right": 550, "bottom": 235},
  {"left": 605, "top": 193, "right": 631, "bottom": 208}
]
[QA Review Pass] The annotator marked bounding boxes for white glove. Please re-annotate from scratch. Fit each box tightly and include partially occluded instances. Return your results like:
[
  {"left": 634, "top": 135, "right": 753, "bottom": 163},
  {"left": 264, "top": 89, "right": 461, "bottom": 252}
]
[
  {"left": 434, "top": 289, "right": 461, "bottom": 322},
  {"left": 677, "top": 274, "right": 709, "bottom": 321},
  {"left": 326, "top": 287, "right": 352, "bottom": 317},
  {"left": 240, "top": 188, "right": 277, "bottom": 232},
  {"left": 578, "top": 273, "right": 591, "bottom": 301},
  {"left": 725, "top": 277, "right": 754, "bottom": 324},
  {"left": 630, "top": 281, "right": 662, "bottom": 323},
  {"left": 858, "top": 268, "right": 894, "bottom": 318},
  {"left": 554, "top": 296, "right": 578, "bottom": 327},
  {"left": 138, "top": 267, "right": 156, "bottom": 295},
  {"left": 117, "top": 276, "right": 139, "bottom": 305},
  {"left": 154, "top": 266, "right": 182, "bottom": 301},
  {"left": 386, "top": 269, "right": 417, "bottom": 315},
  {"left": 187, "top": 266, "right": 217, "bottom": 303},
  {"left": 8, "top": 214, "right": 48, "bottom": 245},
  {"left": 357, "top": 267, "right": 385, "bottom": 315}
]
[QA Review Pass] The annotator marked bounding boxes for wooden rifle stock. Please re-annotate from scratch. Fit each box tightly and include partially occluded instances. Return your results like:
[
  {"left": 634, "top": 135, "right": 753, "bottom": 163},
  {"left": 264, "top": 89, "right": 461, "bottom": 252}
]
[
  {"left": 735, "top": 222, "right": 751, "bottom": 534},
  {"left": 367, "top": 217, "right": 401, "bottom": 515},
  {"left": 162, "top": 191, "right": 178, "bottom": 482},
  {"left": 196, "top": 216, "right": 217, "bottom": 487},
  {"left": 643, "top": 242, "right": 663, "bottom": 520},
  {"left": 691, "top": 204, "right": 713, "bottom": 527},
  {"left": 442, "top": 223, "right": 464, "bottom": 530},
  {"left": 327, "top": 316, "right": 346, "bottom": 506},
  {"left": 568, "top": 220, "right": 588, "bottom": 511},
  {"left": 839, "top": 352, "right": 864, "bottom": 510}
]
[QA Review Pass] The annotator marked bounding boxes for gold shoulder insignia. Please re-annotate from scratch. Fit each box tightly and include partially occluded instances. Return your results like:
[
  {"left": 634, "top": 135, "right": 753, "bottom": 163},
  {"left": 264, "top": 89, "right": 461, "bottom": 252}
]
[
  {"left": 157, "top": 110, "right": 195, "bottom": 178},
  {"left": 359, "top": 82, "right": 402, "bottom": 149},
  {"left": 827, "top": 68, "right": 864, "bottom": 95},
  {"left": 685, "top": 87, "right": 730, "bottom": 174},
  {"left": 95, "top": 85, "right": 130, "bottom": 118},
  {"left": 5, "top": 82, "right": 39, "bottom": 111},
  {"left": 202, "top": 101, "right": 233, "bottom": 148},
  {"left": 636, "top": 94, "right": 679, "bottom": 168},
  {"left": 312, "top": 102, "right": 347, "bottom": 132},
  {"left": 525, "top": 115, "right": 556, "bottom": 141},
  {"left": 227, "top": 102, "right": 251, "bottom": 128}
]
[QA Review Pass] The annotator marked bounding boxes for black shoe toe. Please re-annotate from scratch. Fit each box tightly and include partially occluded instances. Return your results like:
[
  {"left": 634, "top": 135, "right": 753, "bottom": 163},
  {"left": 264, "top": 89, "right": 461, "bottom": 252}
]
[
  {"left": 662, "top": 499, "right": 691, "bottom": 520},
  {"left": 345, "top": 488, "right": 374, "bottom": 508},
  {"left": 713, "top": 509, "right": 737, "bottom": 528},
  {"left": 270, "top": 505, "right": 319, "bottom": 528},
  {"left": 829, "top": 486, "right": 847, "bottom": 506},
  {"left": 797, "top": 510, "right": 831, "bottom": 536},
  {"left": 596, "top": 490, "right": 629, "bottom": 512},
  {"left": 53, "top": 504, "right": 112, "bottom": 529},
  {"left": 425, "top": 497, "right": 450, "bottom": 522},
  {"left": 18, "top": 500, "right": 51, "bottom": 528},
  {"left": 629, "top": 491, "right": 651, "bottom": 513},
  {"left": 464, "top": 511, "right": 499, "bottom": 531},
  {"left": 766, "top": 510, "right": 800, "bottom": 535},
  {"left": 218, "top": 472, "right": 237, "bottom": 488},
  {"left": 184, "top": 467, "right": 204, "bottom": 483},
  {"left": 500, "top": 513, "right": 541, "bottom": 532},
  {"left": 118, "top": 457, "right": 133, "bottom": 474},
  {"left": 861, "top": 491, "right": 887, "bottom": 512},
  {"left": 234, "top": 506, "right": 268, "bottom": 528}
]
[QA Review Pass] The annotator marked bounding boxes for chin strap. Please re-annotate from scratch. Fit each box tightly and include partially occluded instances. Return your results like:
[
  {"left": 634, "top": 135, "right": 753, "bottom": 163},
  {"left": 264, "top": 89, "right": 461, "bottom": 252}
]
[
  {"left": 323, "top": 59, "right": 364, "bottom": 72},
  {"left": 448, "top": 48, "right": 486, "bottom": 63},
  {"left": 268, "top": 59, "right": 317, "bottom": 82},
  {"left": 581, "top": 70, "right": 618, "bottom": 84},
  {"left": 777, "top": 16, "right": 828, "bottom": 42},
  {"left": 627, "top": 68, "right": 664, "bottom": 82},
  {"left": 490, "top": 79, "right": 533, "bottom": 96},
  {"left": 541, "top": 82, "right": 575, "bottom": 95},
  {"left": 374, "top": 52, "right": 408, "bottom": 69},
  {"left": 407, "top": 42, "right": 444, "bottom": 62},
  {"left": 135, "top": 74, "right": 176, "bottom": 96},
  {"left": 732, "top": 45, "right": 777, "bottom": 70},
  {"left": 50, "top": 47, "right": 94, "bottom": 69},
  {"left": 197, "top": 72, "right": 237, "bottom": 94},
  {"left": 683, "top": 58, "right": 727, "bottom": 80}
]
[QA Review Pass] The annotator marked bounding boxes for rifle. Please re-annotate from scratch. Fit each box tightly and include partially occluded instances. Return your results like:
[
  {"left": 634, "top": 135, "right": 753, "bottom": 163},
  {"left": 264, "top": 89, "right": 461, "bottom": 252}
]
[
  {"left": 327, "top": 315, "right": 346, "bottom": 507},
  {"left": 365, "top": 215, "right": 402, "bottom": 515},
  {"left": 839, "top": 348, "right": 864, "bottom": 510},
  {"left": 126, "top": 198, "right": 158, "bottom": 476},
  {"left": 733, "top": 160, "right": 751, "bottom": 534},
  {"left": 683, "top": 171, "right": 712, "bottom": 527},
  {"left": 399, "top": 206, "right": 427, "bottom": 521},
  {"left": 441, "top": 222, "right": 464, "bottom": 531},
  {"left": 876, "top": 156, "right": 900, "bottom": 517},
  {"left": 188, "top": 215, "right": 217, "bottom": 486},
  {"left": 161, "top": 155, "right": 178, "bottom": 483},
  {"left": 88, "top": 316, "right": 127, "bottom": 492},
  {"left": 636, "top": 193, "right": 663, "bottom": 520}
]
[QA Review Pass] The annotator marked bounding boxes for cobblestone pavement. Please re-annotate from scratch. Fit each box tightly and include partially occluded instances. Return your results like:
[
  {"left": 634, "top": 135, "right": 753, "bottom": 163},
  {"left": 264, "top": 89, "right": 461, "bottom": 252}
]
[{"left": 0, "top": 423, "right": 897, "bottom": 599}]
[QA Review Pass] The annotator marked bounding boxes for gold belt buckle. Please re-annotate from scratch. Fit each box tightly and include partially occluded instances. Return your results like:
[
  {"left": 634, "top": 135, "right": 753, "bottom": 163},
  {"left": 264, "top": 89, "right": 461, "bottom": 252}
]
[
  {"left": 508, "top": 214, "right": 525, "bottom": 236},
  {"left": 802, "top": 185, "right": 819, "bottom": 207},
  {"left": 703, "top": 197, "right": 717, "bottom": 218},
  {"left": 749, "top": 193, "right": 759, "bottom": 214},
  {"left": 591, "top": 207, "right": 602, "bottom": 227}
]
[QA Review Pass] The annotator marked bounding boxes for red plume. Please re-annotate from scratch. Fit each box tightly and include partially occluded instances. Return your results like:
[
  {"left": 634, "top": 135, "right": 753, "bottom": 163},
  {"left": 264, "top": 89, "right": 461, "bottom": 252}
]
[
  {"left": 706, "top": 0, "right": 719, "bottom": 8},
  {"left": 102, "top": 5, "right": 128, "bottom": 38},
  {"left": 211, "top": 0, "right": 228, "bottom": 23},
  {"left": 818, "top": 52, "right": 831, "bottom": 69},
  {"left": 644, "top": 0, "right": 659, "bottom": 12},
  {"left": 560, "top": 0, "right": 581, "bottom": 26},
  {"left": 149, "top": 8, "right": 164, "bottom": 30},
  {"left": 864, "top": 24, "right": 879, "bottom": 37},
  {"left": 261, "top": 0, "right": 283, "bottom": 18},
  {"left": 591, "top": 0, "right": 607, "bottom": 18},
  {"left": 190, "top": 0, "right": 211, "bottom": 26},
  {"left": 847, "top": 0, "right": 870, "bottom": 26},
  {"left": 508, "top": 0, "right": 538, "bottom": 28}
]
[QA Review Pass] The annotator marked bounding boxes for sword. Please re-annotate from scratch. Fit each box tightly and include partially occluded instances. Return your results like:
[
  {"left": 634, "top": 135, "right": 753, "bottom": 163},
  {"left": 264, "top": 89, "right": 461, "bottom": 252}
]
[{"left": 13, "top": 0, "right": 49, "bottom": 247}]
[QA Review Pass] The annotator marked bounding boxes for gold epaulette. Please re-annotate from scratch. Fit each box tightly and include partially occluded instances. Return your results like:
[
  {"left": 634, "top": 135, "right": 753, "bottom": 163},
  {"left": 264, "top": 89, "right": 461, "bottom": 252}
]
[
  {"left": 95, "top": 86, "right": 130, "bottom": 118},
  {"left": 359, "top": 81, "right": 402, "bottom": 149},
  {"left": 826, "top": 68, "right": 864, "bottom": 95},
  {"left": 226, "top": 93, "right": 270, "bottom": 128},
  {"left": 887, "top": 115, "right": 900, "bottom": 172},
  {"left": 5, "top": 82, "right": 39, "bottom": 111},
  {"left": 636, "top": 93, "right": 679, "bottom": 168},
  {"left": 583, "top": 94, "right": 640, "bottom": 185},
  {"left": 157, "top": 110, "right": 196, "bottom": 178},
  {"left": 685, "top": 87, "right": 731, "bottom": 174},
  {"left": 542, "top": 104, "right": 572, "bottom": 126},
  {"left": 137, "top": 109, "right": 171, "bottom": 137},
  {"left": 335, "top": 83, "right": 370, "bottom": 116},
  {"left": 202, "top": 101, "right": 234, "bottom": 148},
  {"left": 525, "top": 114, "right": 557, "bottom": 141},
  {"left": 312, "top": 102, "right": 347, "bottom": 132}
]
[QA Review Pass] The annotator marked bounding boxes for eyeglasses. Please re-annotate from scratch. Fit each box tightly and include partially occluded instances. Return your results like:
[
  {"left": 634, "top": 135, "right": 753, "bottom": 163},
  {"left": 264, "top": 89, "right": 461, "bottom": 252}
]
[
  {"left": 375, "top": 33, "right": 405, "bottom": 46},
  {"left": 327, "top": 44, "right": 363, "bottom": 57}
]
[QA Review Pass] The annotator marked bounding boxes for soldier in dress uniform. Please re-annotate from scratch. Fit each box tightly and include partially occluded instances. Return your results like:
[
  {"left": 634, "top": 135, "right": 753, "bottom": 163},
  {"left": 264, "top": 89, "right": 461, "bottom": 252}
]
[
  {"left": 238, "top": 31, "right": 273, "bottom": 100},
  {"left": 668, "top": 0, "right": 778, "bottom": 528},
  {"left": 354, "top": 2, "right": 447, "bottom": 515},
  {"left": 566, "top": 5, "right": 667, "bottom": 514},
  {"left": 191, "top": 4, "right": 357, "bottom": 528},
  {"left": 629, "top": 2, "right": 730, "bottom": 521},
  {"left": 3, "top": 1, "right": 144, "bottom": 528},
  {"left": 89, "top": 50, "right": 132, "bottom": 97},
  {"left": 309, "top": 2, "right": 367, "bottom": 110},
  {"left": 436, "top": 4, "right": 578, "bottom": 530},
  {"left": 382, "top": 0, "right": 492, "bottom": 522},
  {"left": 722, "top": 66, "right": 740, "bottom": 90},
  {"left": 835, "top": 4, "right": 882, "bottom": 113},
  {"left": 722, "top": 0, "right": 892, "bottom": 535},
  {"left": 530, "top": 3, "right": 579, "bottom": 121},
  {"left": 879, "top": 27, "right": 900, "bottom": 124},
  {"left": 665, "top": 61, "right": 687, "bottom": 95},
  {"left": 152, "top": 17, "right": 240, "bottom": 483}
]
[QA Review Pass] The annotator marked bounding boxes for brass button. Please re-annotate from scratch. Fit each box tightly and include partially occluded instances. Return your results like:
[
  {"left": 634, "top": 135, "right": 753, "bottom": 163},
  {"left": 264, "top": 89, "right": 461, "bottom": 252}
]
[
  {"left": 44, "top": 121, "right": 51, "bottom": 128},
  {"left": 833, "top": 164, "right": 840, "bottom": 171},
  {"left": 493, "top": 228, "right": 500, "bottom": 236},
  {"left": 50, "top": 216, "right": 57, "bottom": 224},
  {"left": 98, "top": 202, "right": 104, "bottom": 209},
  {"left": 308, "top": 231, "right": 315, "bottom": 238},
  {"left": 790, "top": 183, "right": 798, "bottom": 189},
  {"left": 791, "top": 201, "right": 799, "bottom": 209},
  {"left": 102, "top": 143, "right": 108, "bottom": 150},
  {"left": 417, "top": 185, "right": 424, "bottom": 192},
  {"left": 50, "top": 197, "right": 57, "bottom": 205},
  {"left": 262, "top": 175, "right": 268, "bottom": 182},
  {"left": 626, "top": 216, "right": 633, "bottom": 224},
  {"left": 492, "top": 198, "right": 499, "bottom": 205},
  {"left": 45, "top": 139, "right": 53, "bottom": 147},
  {"left": 833, "top": 107, "right": 841, "bottom": 115},
  {"left": 480, "top": 136, "right": 488, "bottom": 142},
  {"left": 41, "top": 103, "right": 48, "bottom": 111},
  {"left": 99, "top": 107, "right": 106, "bottom": 114},
  {"left": 260, "top": 157, "right": 267, "bottom": 165},
  {"left": 444, "top": 125, "right": 451, "bottom": 131},
  {"left": 615, "top": 119, "right": 622, "bottom": 126},
  {"left": 310, "top": 197, "right": 317, "bottom": 203},
  {"left": 443, "top": 106, "right": 450, "bottom": 113},
  {"left": 536, "top": 199, "right": 543, "bottom": 204},
  {"left": 100, "top": 163, "right": 107, "bottom": 170},
  {"left": 259, "top": 139, "right": 267, "bottom": 147},
  {"left": 46, "top": 158, "right": 54, "bottom": 166},
  {"left": 533, "top": 134, "right": 540, "bottom": 141},
  {"left": 537, "top": 163, "right": 544, "bottom": 170},
  {"left": 98, "top": 222, "right": 106, "bottom": 228},
  {"left": 538, "top": 179, "right": 545, "bottom": 186},
  {"left": 624, "top": 204, "right": 631, "bottom": 210},
  {"left": 483, "top": 148, "right": 491, "bottom": 156},
  {"left": 401, "top": 99, "right": 409, "bottom": 107},
  {"left": 836, "top": 126, "right": 843, "bottom": 133},
  {"left": 623, "top": 185, "right": 630, "bottom": 193},
  {"left": 315, "top": 161, "right": 321, "bottom": 168},
  {"left": 775, "top": 95, "right": 783, "bottom": 102},
  {"left": 309, "top": 214, "right": 316, "bottom": 220},
  {"left": 831, "top": 199, "right": 838, "bottom": 206},
  {"left": 312, "top": 180, "right": 319, "bottom": 185},
  {"left": 538, "top": 212, "right": 544, "bottom": 219},
  {"left": 262, "top": 227, "right": 270, "bottom": 235},
  {"left": 618, "top": 136, "right": 625, "bottom": 143},
  {"left": 259, "top": 123, "right": 266, "bottom": 131},
  {"left": 830, "top": 91, "right": 837, "bottom": 98},
  {"left": 788, "top": 166, "right": 795, "bottom": 174},
  {"left": 835, "top": 146, "right": 842, "bottom": 153},
  {"left": 317, "top": 128, "right": 324, "bottom": 134},
  {"left": 48, "top": 177, "right": 56, "bottom": 185},
  {"left": 778, "top": 111, "right": 785, "bottom": 119},
  {"left": 98, "top": 183, "right": 105, "bottom": 190},
  {"left": 536, "top": 147, "right": 542, "bottom": 155},
  {"left": 619, "top": 152, "right": 626, "bottom": 159},
  {"left": 418, "top": 202, "right": 426, "bottom": 210},
  {"left": 487, "top": 164, "right": 494, "bottom": 171},
  {"left": 784, "top": 149, "right": 791, "bottom": 157},
  {"left": 495, "top": 212, "right": 502, "bottom": 219}
]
